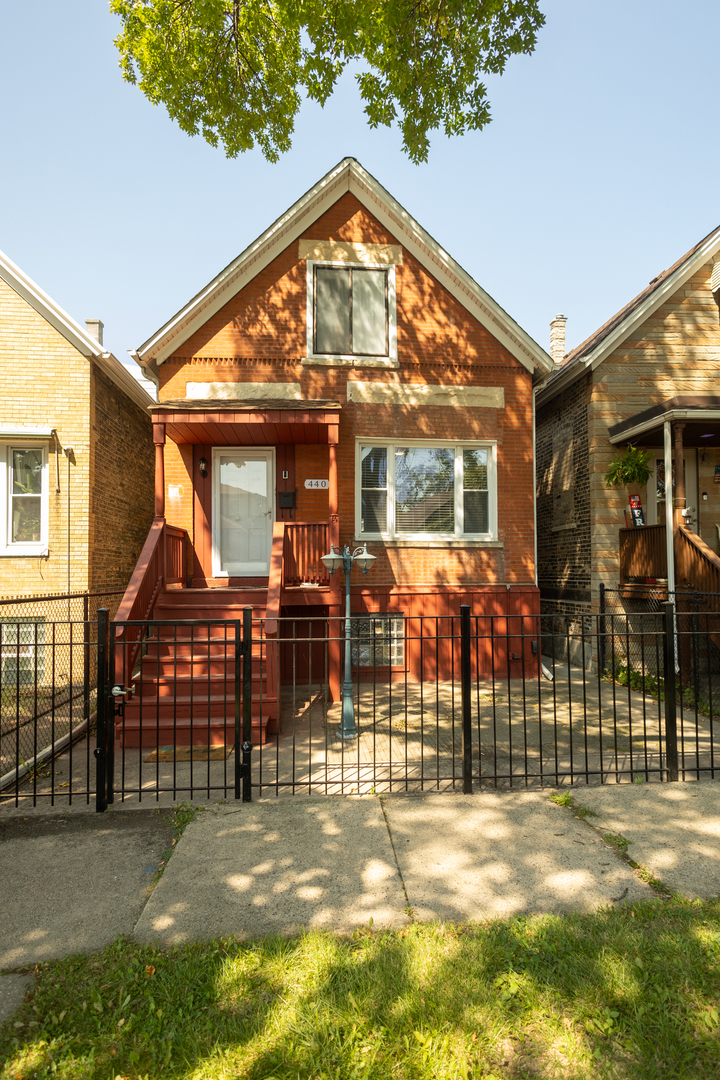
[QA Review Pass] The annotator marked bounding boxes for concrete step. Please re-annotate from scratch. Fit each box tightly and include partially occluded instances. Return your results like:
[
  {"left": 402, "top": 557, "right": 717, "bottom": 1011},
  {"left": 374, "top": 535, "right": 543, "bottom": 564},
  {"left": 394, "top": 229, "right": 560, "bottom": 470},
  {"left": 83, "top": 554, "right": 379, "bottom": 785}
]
[{"left": 116, "top": 715, "right": 272, "bottom": 748}]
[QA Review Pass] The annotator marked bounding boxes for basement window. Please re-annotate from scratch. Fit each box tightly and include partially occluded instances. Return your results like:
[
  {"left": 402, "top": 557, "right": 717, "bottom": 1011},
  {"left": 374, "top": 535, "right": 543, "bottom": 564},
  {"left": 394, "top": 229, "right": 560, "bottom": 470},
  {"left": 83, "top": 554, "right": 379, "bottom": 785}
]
[
  {"left": 350, "top": 614, "right": 405, "bottom": 668},
  {"left": 1, "top": 618, "right": 46, "bottom": 685}
]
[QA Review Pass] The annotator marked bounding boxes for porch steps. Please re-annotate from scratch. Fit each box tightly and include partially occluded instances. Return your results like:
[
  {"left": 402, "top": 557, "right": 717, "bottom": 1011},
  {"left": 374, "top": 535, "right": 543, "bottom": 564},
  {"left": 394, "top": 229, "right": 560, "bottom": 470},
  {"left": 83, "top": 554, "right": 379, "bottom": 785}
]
[{"left": 120, "top": 588, "right": 278, "bottom": 748}]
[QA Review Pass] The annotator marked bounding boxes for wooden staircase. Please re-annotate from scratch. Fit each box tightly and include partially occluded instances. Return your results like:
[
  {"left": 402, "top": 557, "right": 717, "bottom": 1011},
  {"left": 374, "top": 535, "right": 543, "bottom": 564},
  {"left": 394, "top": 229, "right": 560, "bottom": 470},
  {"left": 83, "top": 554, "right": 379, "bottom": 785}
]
[{"left": 120, "top": 587, "right": 278, "bottom": 748}]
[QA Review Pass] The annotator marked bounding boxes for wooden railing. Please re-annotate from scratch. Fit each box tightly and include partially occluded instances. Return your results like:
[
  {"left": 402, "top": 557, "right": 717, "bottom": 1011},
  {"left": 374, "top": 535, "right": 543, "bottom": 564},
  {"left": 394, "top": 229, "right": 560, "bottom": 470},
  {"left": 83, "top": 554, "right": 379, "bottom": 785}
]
[
  {"left": 283, "top": 521, "right": 330, "bottom": 586},
  {"left": 676, "top": 527, "right": 720, "bottom": 593},
  {"left": 114, "top": 520, "right": 188, "bottom": 687},
  {"left": 619, "top": 524, "right": 667, "bottom": 581}
]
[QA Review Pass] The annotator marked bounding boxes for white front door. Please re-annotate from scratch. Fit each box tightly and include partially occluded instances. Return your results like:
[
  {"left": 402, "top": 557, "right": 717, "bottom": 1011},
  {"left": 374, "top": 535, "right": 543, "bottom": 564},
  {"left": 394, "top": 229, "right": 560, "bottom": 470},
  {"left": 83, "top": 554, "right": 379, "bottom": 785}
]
[
  {"left": 647, "top": 452, "right": 698, "bottom": 528},
  {"left": 212, "top": 450, "right": 274, "bottom": 576}
]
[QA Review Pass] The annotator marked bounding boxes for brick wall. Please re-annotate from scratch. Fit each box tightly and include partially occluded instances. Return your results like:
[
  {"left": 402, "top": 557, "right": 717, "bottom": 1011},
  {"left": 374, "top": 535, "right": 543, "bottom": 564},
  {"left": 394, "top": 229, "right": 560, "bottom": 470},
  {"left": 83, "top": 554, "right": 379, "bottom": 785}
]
[
  {"left": 0, "top": 278, "right": 91, "bottom": 597},
  {"left": 89, "top": 362, "right": 155, "bottom": 592},
  {"left": 158, "top": 192, "right": 537, "bottom": 589},
  {"left": 536, "top": 371, "right": 591, "bottom": 611}
]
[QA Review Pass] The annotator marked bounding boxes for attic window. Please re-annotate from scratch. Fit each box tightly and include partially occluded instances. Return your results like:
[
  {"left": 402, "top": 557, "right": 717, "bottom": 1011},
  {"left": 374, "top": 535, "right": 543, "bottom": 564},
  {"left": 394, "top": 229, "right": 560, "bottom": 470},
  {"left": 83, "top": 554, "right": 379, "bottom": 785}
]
[
  {"left": 315, "top": 267, "right": 388, "bottom": 356},
  {"left": 305, "top": 259, "right": 398, "bottom": 367}
]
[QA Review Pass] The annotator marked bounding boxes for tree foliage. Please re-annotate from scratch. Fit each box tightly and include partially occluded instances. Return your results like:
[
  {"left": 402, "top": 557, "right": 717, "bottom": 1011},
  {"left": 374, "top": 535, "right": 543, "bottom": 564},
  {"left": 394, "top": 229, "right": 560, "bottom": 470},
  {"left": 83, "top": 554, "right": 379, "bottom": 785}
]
[{"left": 111, "top": 0, "right": 545, "bottom": 163}]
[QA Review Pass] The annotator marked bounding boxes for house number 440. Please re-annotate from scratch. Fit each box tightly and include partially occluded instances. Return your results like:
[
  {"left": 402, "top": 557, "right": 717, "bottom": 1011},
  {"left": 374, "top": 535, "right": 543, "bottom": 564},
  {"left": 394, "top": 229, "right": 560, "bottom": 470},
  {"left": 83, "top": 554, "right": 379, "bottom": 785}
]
[{"left": 304, "top": 479, "right": 329, "bottom": 489}]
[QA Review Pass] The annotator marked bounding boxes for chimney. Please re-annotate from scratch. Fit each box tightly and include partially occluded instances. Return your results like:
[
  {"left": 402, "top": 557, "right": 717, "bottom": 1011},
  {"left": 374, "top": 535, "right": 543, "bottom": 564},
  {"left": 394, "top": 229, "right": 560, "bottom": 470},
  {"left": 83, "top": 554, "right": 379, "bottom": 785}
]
[
  {"left": 85, "top": 319, "right": 104, "bottom": 347},
  {"left": 550, "top": 313, "right": 567, "bottom": 366}
]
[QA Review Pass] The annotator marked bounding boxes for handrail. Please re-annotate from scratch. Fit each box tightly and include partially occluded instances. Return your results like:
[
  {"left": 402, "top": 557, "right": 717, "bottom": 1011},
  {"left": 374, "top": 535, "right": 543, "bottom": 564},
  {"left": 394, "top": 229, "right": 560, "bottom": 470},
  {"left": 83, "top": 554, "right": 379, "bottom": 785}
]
[
  {"left": 115, "top": 520, "right": 188, "bottom": 687},
  {"left": 263, "top": 521, "right": 284, "bottom": 715},
  {"left": 677, "top": 526, "right": 720, "bottom": 592}
]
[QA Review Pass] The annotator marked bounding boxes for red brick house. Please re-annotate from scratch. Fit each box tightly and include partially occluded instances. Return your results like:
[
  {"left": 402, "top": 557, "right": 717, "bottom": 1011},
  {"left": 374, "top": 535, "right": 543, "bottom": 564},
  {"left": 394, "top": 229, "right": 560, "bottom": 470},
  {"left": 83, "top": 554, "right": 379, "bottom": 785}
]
[{"left": 119, "top": 159, "right": 552, "bottom": 743}]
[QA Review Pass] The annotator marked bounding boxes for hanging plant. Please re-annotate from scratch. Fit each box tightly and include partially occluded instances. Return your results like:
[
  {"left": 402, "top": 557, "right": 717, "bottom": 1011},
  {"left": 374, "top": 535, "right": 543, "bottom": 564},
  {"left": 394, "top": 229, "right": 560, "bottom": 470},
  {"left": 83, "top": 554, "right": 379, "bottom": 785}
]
[{"left": 604, "top": 445, "right": 653, "bottom": 489}]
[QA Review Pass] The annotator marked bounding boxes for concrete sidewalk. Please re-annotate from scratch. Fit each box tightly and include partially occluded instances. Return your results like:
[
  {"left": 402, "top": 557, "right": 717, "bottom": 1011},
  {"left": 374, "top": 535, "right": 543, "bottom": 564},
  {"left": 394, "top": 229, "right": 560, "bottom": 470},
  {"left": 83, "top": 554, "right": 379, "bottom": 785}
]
[{"left": 3, "top": 783, "right": 720, "bottom": 971}]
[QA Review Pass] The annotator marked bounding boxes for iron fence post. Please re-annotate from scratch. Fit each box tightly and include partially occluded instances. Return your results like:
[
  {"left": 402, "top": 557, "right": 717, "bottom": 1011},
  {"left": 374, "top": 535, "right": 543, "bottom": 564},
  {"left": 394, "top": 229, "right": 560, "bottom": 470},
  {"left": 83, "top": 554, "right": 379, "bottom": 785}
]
[
  {"left": 83, "top": 593, "right": 90, "bottom": 725},
  {"left": 106, "top": 623, "right": 116, "bottom": 804},
  {"left": 599, "top": 582, "right": 606, "bottom": 675},
  {"left": 234, "top": 619, "right": 242, "bottom": 800},
  {"left": 460, "top": 604, "right": 472, "bottom": 794},
  {"left": 662, "top": 600, "right": 679, "bottom": 781},
  {"left": 95, "top": 608, "right": 108, "bottom": 812},
  {"left": 242, "top": 606, "right": 253, "bottom": 802}
]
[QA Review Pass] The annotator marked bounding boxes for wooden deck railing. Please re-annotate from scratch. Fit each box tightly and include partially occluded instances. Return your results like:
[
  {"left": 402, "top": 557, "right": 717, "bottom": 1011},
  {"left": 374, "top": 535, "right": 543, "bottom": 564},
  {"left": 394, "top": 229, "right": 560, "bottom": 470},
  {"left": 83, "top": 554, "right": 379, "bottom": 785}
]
[
  {"left": 282, "top": 522, "right": 330, "bottom": 586},
  {"left": 619, "top": 524, "right": 668, "bottom": 581},
  {"left": 114, "top": 520, "right": 188, "bottom": 688},
  {"left": 676, "top": 527, "right": 720, "bottom": 593}
]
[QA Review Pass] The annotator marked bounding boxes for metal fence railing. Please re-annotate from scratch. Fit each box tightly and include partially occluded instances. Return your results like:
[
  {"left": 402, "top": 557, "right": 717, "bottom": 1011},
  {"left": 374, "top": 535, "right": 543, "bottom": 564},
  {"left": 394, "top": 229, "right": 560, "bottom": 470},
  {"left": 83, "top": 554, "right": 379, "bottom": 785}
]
[
  {"left": 0, "top": 591, "right": 123, "bottom": 800},
  {"left": 7, "top": 601, "right": 720, "bottom": 808}
]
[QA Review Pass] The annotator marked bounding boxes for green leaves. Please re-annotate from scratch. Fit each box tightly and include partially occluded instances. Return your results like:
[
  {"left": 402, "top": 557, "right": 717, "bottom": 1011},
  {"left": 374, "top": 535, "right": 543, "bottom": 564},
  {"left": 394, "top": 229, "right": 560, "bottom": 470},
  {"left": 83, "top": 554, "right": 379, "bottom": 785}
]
[
  {"left": 111, "top": 0, "right": 546, "bottom": 163},
  {"left": 604, "top": 444, "right": 653, "bottom": 490}
]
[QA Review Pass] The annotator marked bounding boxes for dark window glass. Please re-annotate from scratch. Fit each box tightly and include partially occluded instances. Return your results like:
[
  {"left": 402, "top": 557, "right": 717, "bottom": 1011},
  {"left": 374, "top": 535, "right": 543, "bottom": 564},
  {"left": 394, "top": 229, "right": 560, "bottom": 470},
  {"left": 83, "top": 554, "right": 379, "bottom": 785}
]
[{"left": 314, "top": 267, "right": 387, "bottom": 355}]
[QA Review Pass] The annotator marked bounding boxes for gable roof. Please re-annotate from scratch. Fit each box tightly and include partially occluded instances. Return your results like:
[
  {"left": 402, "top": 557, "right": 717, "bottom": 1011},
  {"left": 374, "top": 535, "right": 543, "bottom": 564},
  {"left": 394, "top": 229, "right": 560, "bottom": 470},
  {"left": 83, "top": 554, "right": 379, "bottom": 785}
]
[
  {"left": 0, "top": 249, "right": 154, "bottom": 411},
  {"left": 134, "top": 158, "right": 553, "bottom": 380},
  {"left": 537, "top": 223, "right": 720, "bottom": 407}
]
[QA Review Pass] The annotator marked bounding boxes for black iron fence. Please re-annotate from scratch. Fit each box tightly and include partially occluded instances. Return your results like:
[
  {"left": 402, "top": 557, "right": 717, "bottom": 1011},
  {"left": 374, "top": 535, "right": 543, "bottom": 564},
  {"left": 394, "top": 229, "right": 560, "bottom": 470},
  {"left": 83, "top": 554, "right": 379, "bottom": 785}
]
[
  {"left": 0, "top": 591, "right": 123, "bottom": 802},
  {"left": 5, "top": 600, "right": 720, "bottom": 809}
]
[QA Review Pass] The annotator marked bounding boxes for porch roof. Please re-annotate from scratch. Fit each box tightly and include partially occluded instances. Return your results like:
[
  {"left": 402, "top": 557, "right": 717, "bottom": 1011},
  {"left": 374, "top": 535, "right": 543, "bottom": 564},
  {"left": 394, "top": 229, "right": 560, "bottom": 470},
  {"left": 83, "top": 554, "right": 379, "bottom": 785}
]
[
  {"left": 151, "top": 398, "right": 341, "bottom": 445},
  {"left": 608, "top": 395, "right": 720, "bottom": 447}
]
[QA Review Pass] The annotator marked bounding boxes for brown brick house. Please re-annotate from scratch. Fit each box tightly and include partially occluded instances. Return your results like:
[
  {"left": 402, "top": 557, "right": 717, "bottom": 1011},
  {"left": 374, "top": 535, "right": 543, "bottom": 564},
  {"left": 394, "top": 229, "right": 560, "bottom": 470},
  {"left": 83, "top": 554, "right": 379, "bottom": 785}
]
[
  {"left": 120, "top": 158, "right": 552, "bottom": 743},
  {"left": 0, "top": 248, "right": 155, "bottom": 599},
  {"left": 536, "top": 224, "right": 720, "bottom": 617}
]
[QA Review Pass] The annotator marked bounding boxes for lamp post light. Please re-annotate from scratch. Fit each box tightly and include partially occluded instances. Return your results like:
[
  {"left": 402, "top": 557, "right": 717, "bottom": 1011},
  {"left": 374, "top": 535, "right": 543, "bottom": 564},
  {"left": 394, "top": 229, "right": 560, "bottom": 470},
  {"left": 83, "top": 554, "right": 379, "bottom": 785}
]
[{"left": 321, "top": 542, "right": 376, "bottom": 739}]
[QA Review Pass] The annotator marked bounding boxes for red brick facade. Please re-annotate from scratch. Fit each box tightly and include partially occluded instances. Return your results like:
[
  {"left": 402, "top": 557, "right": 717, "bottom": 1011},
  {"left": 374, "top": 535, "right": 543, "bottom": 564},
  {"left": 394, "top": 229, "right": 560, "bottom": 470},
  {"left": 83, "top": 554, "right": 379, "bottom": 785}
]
[{"left": 159, "top": 194, "right": 537, "bottom": 600}]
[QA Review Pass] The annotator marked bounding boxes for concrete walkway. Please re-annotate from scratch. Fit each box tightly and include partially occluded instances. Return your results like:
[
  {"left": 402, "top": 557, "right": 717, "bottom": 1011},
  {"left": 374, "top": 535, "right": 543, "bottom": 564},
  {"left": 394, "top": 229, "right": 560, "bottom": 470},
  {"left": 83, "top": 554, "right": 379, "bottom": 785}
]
[{"left": 3, "top": 781, "right": 720, "bottom": 981}]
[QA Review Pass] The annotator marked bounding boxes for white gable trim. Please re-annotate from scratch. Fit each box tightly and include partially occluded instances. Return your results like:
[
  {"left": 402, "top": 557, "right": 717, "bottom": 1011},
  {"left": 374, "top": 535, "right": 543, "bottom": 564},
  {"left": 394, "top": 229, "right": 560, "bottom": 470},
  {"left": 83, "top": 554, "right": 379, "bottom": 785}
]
[
  {"left": 538, "top": 230, "right": 720, "bottom": 406},
  {"left": 0, "top": 248, "right": 154, "bottom": 412},
  {"left": 137, "top": 159, "right": 553, "bottom": 377}
]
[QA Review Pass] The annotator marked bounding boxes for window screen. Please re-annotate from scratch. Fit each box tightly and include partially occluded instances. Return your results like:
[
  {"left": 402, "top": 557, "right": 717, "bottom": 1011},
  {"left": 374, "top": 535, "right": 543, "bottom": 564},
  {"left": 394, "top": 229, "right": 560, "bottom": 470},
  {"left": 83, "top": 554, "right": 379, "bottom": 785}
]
[{"left": 462, "top": 448, "right": 489, "bottom": 534}]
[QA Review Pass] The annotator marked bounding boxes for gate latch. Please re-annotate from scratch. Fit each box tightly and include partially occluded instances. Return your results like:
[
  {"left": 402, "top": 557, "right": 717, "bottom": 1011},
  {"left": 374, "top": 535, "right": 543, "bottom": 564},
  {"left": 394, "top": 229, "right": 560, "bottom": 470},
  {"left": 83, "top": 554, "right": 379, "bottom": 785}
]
[{"left": 111, "top": 685, "right": 134, "bottom": 698}]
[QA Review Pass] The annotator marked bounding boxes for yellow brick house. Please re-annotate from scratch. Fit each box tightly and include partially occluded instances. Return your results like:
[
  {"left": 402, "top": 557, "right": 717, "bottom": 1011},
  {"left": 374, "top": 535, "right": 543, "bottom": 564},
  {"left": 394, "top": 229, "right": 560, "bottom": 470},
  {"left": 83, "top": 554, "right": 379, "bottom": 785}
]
[{"left": 0, "top": 248, "right": 155, "bottom": 600}]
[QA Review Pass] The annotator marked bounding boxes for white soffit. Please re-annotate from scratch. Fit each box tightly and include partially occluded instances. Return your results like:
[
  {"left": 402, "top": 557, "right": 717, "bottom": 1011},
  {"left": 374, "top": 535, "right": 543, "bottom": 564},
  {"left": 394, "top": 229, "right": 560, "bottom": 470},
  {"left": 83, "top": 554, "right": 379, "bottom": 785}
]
[
  {"left": 584, "top": 237, "right": 720, "bottom": 374},
  {"left": 0, "top": 248, "right": 154, "bottom": 412},
  {"left": 138, "top": 159, "right": 553, "bottom": 377}
]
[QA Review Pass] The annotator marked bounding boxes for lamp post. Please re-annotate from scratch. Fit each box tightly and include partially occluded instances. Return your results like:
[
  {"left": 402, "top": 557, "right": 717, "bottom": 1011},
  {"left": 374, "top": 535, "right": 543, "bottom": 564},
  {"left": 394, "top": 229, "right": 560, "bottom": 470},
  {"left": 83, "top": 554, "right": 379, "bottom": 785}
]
[{"left": 321, "top": 543, "right": 376, "bottom": 739}]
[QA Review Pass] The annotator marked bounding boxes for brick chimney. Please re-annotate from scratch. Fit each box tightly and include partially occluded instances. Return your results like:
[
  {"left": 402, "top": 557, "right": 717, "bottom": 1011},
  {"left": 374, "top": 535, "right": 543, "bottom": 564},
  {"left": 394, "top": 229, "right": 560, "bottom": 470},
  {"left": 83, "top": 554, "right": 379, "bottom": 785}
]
[
  {"left": 85, "top": 319, "right": 104, "bottom": 346},
  {"left": 550, "top": 313, "right": 567, "bottom": 366}
]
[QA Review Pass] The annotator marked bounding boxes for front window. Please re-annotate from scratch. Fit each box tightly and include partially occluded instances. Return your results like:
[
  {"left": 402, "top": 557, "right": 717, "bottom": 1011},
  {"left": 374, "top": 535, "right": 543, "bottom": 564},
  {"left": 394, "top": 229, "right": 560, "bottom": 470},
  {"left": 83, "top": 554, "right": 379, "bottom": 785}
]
[
  {"left": 358, "top": 441, "right": 496, "bottom": 540},
  {"left": 314, "top": 266, "right": 388, "bottom": 356},
  {"left": 3, "top": 445, "right": 48, "bottom": 553}
]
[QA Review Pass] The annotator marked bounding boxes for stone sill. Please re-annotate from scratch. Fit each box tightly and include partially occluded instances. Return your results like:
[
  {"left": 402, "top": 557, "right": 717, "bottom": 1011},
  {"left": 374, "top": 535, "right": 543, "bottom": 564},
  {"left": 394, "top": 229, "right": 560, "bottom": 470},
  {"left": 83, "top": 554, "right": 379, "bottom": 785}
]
[
  {"left": 550, "top": 523, "right": 577, "bottom": 533},
  {"left": 354, "top": 538, "right": 504, "bottom": 549}
]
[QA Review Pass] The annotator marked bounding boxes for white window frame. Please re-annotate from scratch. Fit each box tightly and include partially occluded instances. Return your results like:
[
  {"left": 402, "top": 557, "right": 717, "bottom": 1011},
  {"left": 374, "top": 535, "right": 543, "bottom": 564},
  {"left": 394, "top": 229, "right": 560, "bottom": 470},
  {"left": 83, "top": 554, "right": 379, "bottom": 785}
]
[
  {"left": 0, "top": 443, "right": 50, "bottom": 556},
  {"left": 355, "top": 438, "right": 497, "bottom": 542},
  {"left": 305, "top": 260, "right": 398, "bottom": 367}
]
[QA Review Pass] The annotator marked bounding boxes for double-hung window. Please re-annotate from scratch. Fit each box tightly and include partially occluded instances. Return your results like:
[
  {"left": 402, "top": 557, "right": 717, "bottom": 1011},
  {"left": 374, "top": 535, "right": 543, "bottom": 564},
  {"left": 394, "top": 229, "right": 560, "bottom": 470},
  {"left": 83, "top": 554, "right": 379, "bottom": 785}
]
[
  {"left": 0, "top": 444, "right": 49, "bottom": 555},
  {"left": 307, "top": 260, "right": 398, "bottom": 365},
  {"left": 357, "top": 440, "right": 497, "bottom": 541}
]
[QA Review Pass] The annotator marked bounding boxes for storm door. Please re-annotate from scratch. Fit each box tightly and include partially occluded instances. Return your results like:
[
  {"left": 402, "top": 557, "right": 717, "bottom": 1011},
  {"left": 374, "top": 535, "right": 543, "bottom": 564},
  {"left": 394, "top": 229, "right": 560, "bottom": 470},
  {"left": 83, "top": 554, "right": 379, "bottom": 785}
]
[{"left": 212, "top": 450, "right": 274, "bottom": 576}]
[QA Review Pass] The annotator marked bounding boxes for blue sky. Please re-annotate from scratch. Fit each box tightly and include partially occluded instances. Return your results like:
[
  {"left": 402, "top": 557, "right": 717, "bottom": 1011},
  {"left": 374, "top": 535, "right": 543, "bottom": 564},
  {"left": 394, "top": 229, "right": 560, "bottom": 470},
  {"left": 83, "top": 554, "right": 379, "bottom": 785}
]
[{"left": 1, "top": 1, "right": 718, "bottom": 368}]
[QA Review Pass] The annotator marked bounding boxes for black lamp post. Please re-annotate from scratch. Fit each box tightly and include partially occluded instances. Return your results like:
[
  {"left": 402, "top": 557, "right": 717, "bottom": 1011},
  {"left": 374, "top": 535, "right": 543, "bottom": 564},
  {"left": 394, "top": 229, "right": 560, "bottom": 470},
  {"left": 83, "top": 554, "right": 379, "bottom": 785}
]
[{"left": 321, "top": 543, "right": 376, "bottom": 739}]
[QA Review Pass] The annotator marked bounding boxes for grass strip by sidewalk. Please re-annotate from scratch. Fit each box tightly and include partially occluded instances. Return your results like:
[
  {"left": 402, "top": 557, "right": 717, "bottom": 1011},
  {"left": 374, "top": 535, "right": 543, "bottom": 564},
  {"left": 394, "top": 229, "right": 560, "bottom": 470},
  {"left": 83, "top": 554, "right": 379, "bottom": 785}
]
[{"left": 3, "top": 900, "right": 720, "bottom": 1080}]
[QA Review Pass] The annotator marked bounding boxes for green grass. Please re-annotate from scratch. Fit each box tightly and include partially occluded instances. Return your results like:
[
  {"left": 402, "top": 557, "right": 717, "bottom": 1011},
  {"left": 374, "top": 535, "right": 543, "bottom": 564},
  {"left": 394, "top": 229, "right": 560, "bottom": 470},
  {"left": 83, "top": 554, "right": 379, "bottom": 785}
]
[{"left": 4, "top": 902, "right": 720, "bottom": 1079}]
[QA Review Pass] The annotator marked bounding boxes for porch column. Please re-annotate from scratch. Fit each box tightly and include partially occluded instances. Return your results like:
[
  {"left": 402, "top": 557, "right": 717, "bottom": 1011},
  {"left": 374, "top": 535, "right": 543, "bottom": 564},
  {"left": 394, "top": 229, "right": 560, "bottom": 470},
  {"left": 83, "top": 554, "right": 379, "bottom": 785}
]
[
  {"left": 673, "top": 422, "right": 686, "bottom": 527},
  {"left": 328, "top": 426, "right": 342, "bottom": 702},
  {"left": 673, "top": 421, "right": 685, "bottom": 589},
  {"left": 153, "top": 422, "right": 166, "bottom": 520}
]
